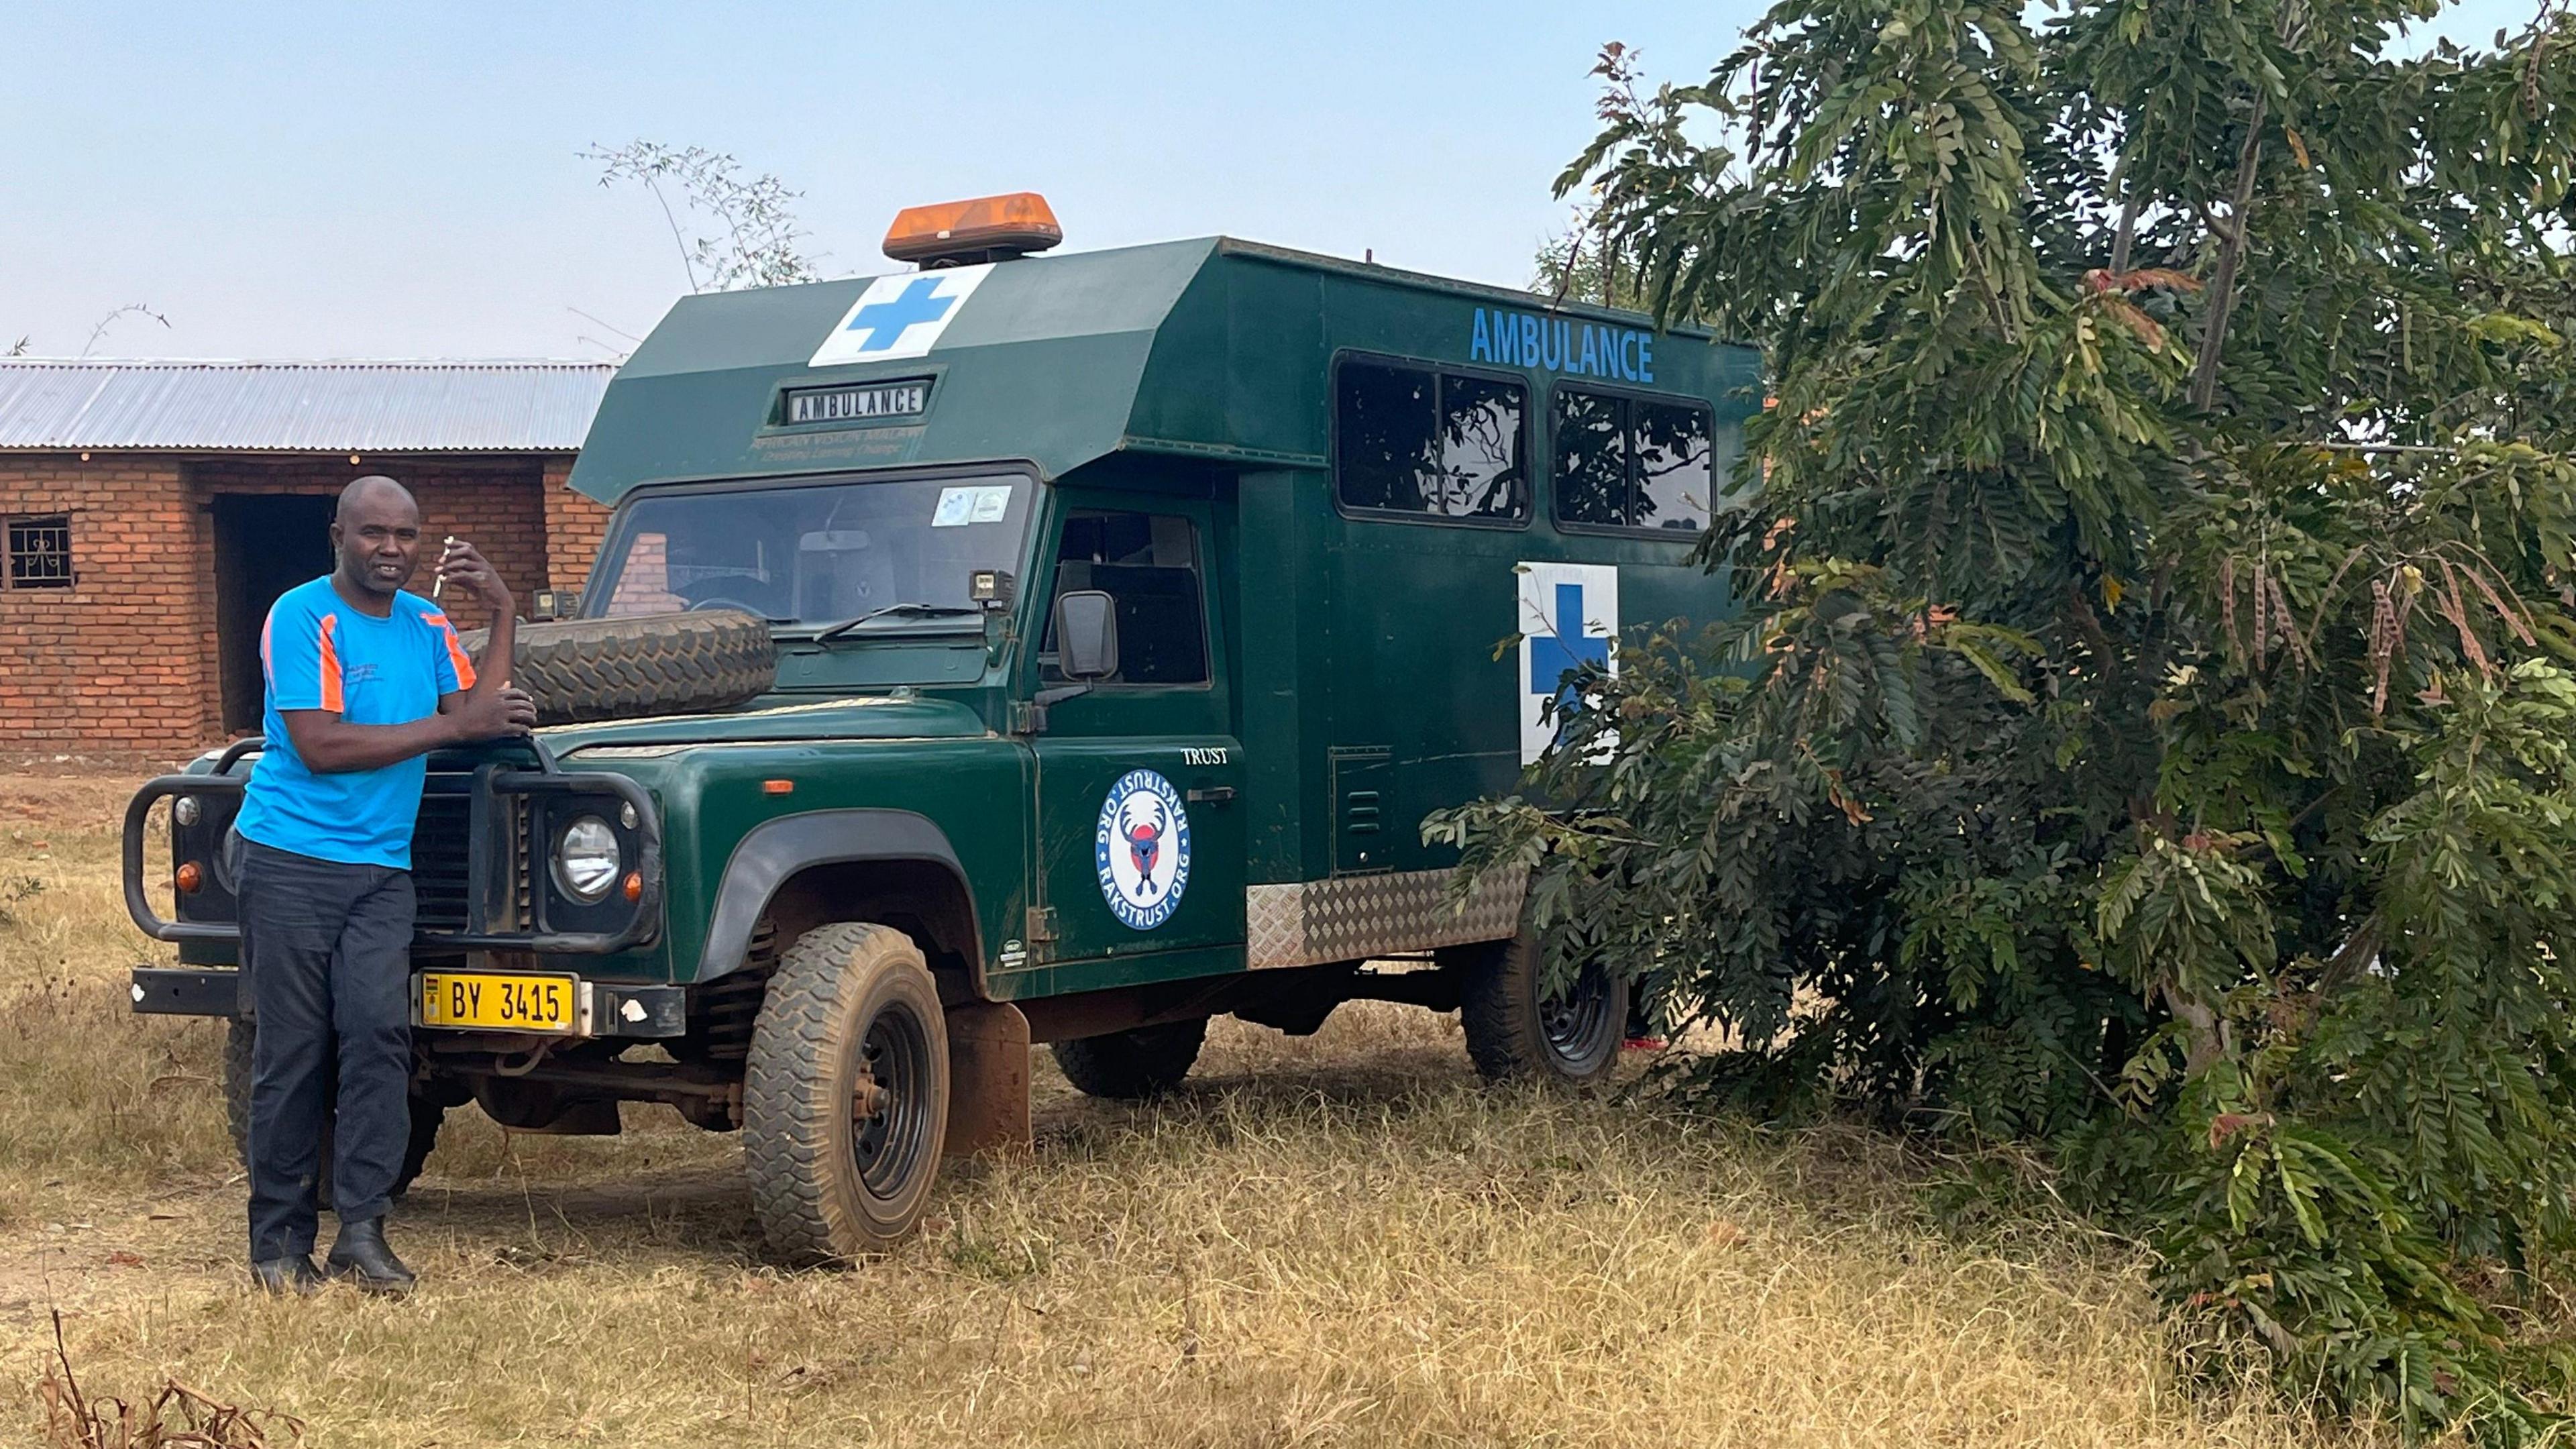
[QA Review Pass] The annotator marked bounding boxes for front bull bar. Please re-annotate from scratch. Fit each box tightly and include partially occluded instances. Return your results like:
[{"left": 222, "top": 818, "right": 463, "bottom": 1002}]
[{"left": 122, "top": 735, "right": 665, "bottom": 955}]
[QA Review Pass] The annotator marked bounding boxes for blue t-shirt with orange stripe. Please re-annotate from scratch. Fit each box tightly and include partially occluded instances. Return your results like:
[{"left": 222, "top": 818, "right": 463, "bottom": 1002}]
[{"left": 237, "top": 577, "right": 476, "bottom": 869}]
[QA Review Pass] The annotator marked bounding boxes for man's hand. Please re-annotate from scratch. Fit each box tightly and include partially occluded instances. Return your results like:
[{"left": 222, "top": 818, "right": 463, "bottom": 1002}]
[
  {"left": 435, "top": 534, "right": 523, "bottom": 722},
  {"left": 450, "top": 685, "right": 537, "bottom": 742},
  {"left": 278, "top": 537, "right": 534, "bottom": 772},
  {"left": 279, "top": 683, "right": 532, "bottom": 773},
  {"left": 435, "top": 539, "right": 513, "bottom": 616}
]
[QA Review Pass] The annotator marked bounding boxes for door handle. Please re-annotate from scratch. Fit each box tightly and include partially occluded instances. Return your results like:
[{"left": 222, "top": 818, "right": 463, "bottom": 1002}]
[{"left": 1187, "top": 785, "right": 1237, "bottom": 804}]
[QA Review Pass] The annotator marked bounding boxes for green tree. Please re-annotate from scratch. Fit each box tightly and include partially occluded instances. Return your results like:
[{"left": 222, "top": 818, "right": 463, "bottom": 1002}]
[
  {"left": 1531, "top": 216, "right": 1637, "bottom": 309},
  {"left": 1440, "top": 2, "right": 2576, "bottom": 1434},
  {"left": 582, "top": 140, "right": 819, "bottom": 292},
  {"left": 1530, "top": 47, "right": 1674, "bottom": 310}
]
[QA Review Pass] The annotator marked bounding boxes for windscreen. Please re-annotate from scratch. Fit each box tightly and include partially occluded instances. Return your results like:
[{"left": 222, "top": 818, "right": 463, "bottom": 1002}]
[{"left": 588, "top": 475, "right": 1034, "bottom": 627}]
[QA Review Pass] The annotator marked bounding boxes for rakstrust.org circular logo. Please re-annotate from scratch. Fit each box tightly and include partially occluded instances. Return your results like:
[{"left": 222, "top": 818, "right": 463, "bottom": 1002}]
[{"left": 1095, "top": 768, "right": 1192, "bottom": 930}]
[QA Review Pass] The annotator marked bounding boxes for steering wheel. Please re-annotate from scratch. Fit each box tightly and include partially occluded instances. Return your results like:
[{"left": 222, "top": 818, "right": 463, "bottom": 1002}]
[{"left": 688, "top": 597, "right": 765, "bottom": 616}]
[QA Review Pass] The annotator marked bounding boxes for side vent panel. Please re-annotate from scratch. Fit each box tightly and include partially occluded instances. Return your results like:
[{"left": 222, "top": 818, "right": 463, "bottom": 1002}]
[{"left": 1330, "top": 746, "right": 1394, "bottom": 876}]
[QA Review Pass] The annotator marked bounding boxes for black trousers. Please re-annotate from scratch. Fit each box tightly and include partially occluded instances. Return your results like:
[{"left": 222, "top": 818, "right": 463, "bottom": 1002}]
[{"left": 237, "top": 838, "right": 416, "bottom": 1261}]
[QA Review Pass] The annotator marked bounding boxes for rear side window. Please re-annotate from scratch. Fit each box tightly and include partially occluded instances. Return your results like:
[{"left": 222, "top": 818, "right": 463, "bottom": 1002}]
[
  {"left": 1553, "top": 392, "right": 1628, "bottom": 527},
  {"left": 1334, "top": 359, "right": 1528, "bottom": 522},
  {"left": 1552, "top": 389, "right": 1724, "bottom": 534}
]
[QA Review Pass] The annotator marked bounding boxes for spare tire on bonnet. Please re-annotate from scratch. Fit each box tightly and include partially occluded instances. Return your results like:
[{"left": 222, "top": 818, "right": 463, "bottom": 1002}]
[{"left": 458, "top": 609, "right": 776, "bottom": 725}]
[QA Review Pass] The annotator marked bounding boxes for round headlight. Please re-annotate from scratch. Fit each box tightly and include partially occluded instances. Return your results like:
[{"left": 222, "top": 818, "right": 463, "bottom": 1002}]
[
  {"left": 552, "top": 815, "right": 621, "bottom": 904},
  {"left": 174, "top": 796, "right": 201, "bottom": 826}
]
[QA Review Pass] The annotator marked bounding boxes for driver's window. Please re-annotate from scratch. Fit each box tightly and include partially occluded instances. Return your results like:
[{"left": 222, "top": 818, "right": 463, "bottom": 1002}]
[{"left": 1043, "top": 511, "right": 1208, "bottom": 686}]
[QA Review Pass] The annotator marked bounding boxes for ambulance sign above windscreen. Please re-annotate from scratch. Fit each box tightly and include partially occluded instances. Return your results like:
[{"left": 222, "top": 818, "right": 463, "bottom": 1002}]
[
  {"left": 783, "top": 380, "right": 929, "bottom": 425},
  {"left": 808, "top": 264, "right": 995, "bottom": 367}
]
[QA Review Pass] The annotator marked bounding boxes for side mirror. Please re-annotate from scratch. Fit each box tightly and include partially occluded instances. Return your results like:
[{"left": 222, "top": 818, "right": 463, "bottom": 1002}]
[{"left": 1053, "top": 590, "right": 1119, "bottom": 681}]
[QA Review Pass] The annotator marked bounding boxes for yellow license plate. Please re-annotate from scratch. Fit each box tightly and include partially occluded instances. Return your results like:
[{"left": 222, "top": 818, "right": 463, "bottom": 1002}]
[{"left": 419, "top": 971, "right": 579, "bottom": 1032}]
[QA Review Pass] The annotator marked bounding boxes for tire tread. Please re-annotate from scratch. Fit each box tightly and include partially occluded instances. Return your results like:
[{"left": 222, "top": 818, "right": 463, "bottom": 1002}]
[
  {"left": 744, "top": 922, "right": 946, "bottom": 1265},
  {"left": 1050, "top": 1018, "right": 1207, "bottom": 1099},
  {"left": 458, "top": 610, "right": 775, "bottom": 725},
  {"left": 1453, "top": 932, "right": 1627, "bottom": 1087}
]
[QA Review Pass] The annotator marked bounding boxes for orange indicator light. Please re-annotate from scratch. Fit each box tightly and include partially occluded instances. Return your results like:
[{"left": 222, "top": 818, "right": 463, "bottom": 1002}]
[
  {"left": 174, "top": 861, "right": 203, "bottom": 893},
  {"left": 623, "top": 871, "right": 643, "bottom": 903},
  {"left": 762, "top": 780, "right": 795, "bottom": 795}
]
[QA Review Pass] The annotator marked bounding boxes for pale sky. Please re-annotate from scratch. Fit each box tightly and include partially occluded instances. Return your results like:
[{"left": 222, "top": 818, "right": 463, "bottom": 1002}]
[{"left": 1, "top": 0, "right": 2545, "bottom": 362}]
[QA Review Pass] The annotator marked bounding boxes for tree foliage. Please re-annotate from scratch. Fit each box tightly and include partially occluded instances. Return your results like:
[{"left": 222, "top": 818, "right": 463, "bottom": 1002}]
[
  {"left": 582, "top": 140, "right": 819, "bottom": 293},
  {"left": 1532, "top": 213, "right": 1643, "bottom": 310},
  {"left": 1438, "top": 2, "right": 2576, "bottom": 1434},
  {"left": 1532, "top": 52, "right": 1686, "bottom": 311},
  {"left": 1, "top": 303, "right": 170, "bottom": 360}
]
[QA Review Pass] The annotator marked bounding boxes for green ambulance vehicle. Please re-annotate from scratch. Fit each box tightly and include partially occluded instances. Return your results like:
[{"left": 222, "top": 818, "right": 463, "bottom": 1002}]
[{"left": 124, "top": 193, "right": 1759, "bottom": 1260}]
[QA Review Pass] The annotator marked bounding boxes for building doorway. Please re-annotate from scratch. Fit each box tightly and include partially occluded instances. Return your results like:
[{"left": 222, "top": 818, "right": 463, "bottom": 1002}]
[{"left": 213, "top": 494, "right": 336, "bottom": 733}]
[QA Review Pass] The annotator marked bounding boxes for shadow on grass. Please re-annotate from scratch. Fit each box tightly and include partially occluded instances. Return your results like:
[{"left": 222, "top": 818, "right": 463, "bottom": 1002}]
[{"left": 390, "top": 1022, "right": 1481, "bottom": 1266}]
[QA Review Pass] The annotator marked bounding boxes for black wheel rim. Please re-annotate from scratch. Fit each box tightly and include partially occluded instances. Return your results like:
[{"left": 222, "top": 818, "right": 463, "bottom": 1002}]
[
  {"left": 1538, "top": 961, "right": 1614, "bottom": 1067},
  {"left": 851, "top": 1000, "right": 934, "bottom": 1198}
]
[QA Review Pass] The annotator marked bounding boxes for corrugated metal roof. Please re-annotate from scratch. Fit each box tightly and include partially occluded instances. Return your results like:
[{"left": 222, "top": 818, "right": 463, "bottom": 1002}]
[{"left": 0, "top": 360, "right": 616, "bottom": 452}]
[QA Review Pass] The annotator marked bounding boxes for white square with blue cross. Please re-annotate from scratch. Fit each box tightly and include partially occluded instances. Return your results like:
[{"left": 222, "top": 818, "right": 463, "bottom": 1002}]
[
  {"left": 808, "top": 264, "right": 994, "bottom": 368},
  {"left": 1515, "top": 561, "right": 1619, "bottom": 765}
]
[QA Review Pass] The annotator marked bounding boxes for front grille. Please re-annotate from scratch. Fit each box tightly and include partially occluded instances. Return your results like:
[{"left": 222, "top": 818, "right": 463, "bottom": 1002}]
[
  {"left": 516, "top": 804, "right": 535, "bottom": 927},
  {"left": 409, "top": 790, "right": 527, "bottom": 936},
  {"left": 411, "top": 795, "right": 473, "bottom": 933}
]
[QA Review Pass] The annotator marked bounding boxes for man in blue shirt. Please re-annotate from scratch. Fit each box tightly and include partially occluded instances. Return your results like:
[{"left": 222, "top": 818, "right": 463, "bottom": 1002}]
[{"left": 235, "top": 474, "right": 535, "bottom": 1295}]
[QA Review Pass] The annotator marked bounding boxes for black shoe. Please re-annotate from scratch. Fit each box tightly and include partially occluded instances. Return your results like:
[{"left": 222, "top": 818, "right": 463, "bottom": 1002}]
[
  {"left": 324, "top": 1218, "right": 416, "bottom": 1295},
  {"left": 250, "top": 1254, "right": 324, "bottom": 1296}
]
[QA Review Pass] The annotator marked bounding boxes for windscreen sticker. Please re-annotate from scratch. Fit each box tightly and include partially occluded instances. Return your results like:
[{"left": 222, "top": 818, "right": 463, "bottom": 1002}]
[
  {"left": 932, "top": 484, "right": 1012, "bottom": 527},
  {"left": 1097, "top": 769, "right": 1191, "bottom": 930},
  {"left": 808, "top": 263, "right": 994, "bottom": 367}
]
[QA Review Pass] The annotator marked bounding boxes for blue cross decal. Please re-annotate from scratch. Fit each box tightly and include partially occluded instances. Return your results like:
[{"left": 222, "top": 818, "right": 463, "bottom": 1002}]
[
  {"left": 841, "top": 276, "right": 955, "bottom": 352},
  {"left": 1528, "top": 582, "right": 1609, "bottom": 709}
]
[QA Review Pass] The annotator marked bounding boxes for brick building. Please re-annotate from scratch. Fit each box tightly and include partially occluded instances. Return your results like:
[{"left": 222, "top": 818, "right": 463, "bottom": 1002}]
[{"left": 0, "top": 360, "right": 616, "bottom": 758}]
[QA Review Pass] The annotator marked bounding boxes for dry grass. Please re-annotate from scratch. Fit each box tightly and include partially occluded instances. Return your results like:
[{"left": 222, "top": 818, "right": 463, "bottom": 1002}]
[
  {"left": 40, "top": 1304, "right": 307, "bottom": 1448},
  {"left": 0, "top": 767, "right": 2391, "bottom": 1447}
]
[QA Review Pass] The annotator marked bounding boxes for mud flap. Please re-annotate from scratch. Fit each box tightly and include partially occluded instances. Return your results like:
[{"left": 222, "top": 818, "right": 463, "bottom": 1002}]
[{"left": 943, "top": 1000, "right": 1030, "bottom": 1159}]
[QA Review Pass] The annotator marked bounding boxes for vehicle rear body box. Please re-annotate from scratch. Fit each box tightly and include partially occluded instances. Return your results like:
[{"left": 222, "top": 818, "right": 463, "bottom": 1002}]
[{"left": 553, "top": 233, "right": 1761, "bottom": 1000}]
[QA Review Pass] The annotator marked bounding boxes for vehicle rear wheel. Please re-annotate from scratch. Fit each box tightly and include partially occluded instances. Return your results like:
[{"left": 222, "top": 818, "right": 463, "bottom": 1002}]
[
  {"left": 1450, "top": 929, "right": 1627, "bottom": 1087},
  {"left": 744, "top": 922, "right": 949, "bottom": 1265},
  {"left": 221, "top": 1017, "right": 445, "bottom": 1203},
  {"left": 1050, "top": 1018, "right": 1207, "bottom": 1099}
]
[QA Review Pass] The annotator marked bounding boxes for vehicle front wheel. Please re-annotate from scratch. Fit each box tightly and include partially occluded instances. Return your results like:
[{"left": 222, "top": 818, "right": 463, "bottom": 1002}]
[
  {"left": 222, "top": 1016, "right": 445, "bottom": 1203},
  {"left": 1450, "top": 929, "right": 1627, "bottom": 1087},
  {"left": 744, "top": 922, "right": 950, "bottom": 1265},
  {"left": 1050, "top": 1018, "right": 1207, "bottom": 1099}
]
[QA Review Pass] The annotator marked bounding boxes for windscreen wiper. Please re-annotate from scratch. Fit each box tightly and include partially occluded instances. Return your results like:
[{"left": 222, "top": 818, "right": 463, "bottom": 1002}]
[{"left": 810, "top": 602, "right": 984, "bottom": 643}]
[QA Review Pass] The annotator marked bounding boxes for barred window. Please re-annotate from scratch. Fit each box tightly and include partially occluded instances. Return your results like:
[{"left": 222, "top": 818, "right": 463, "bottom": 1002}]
[{"left": 3, "top": 515, "right": 72, "bottom": 590}]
